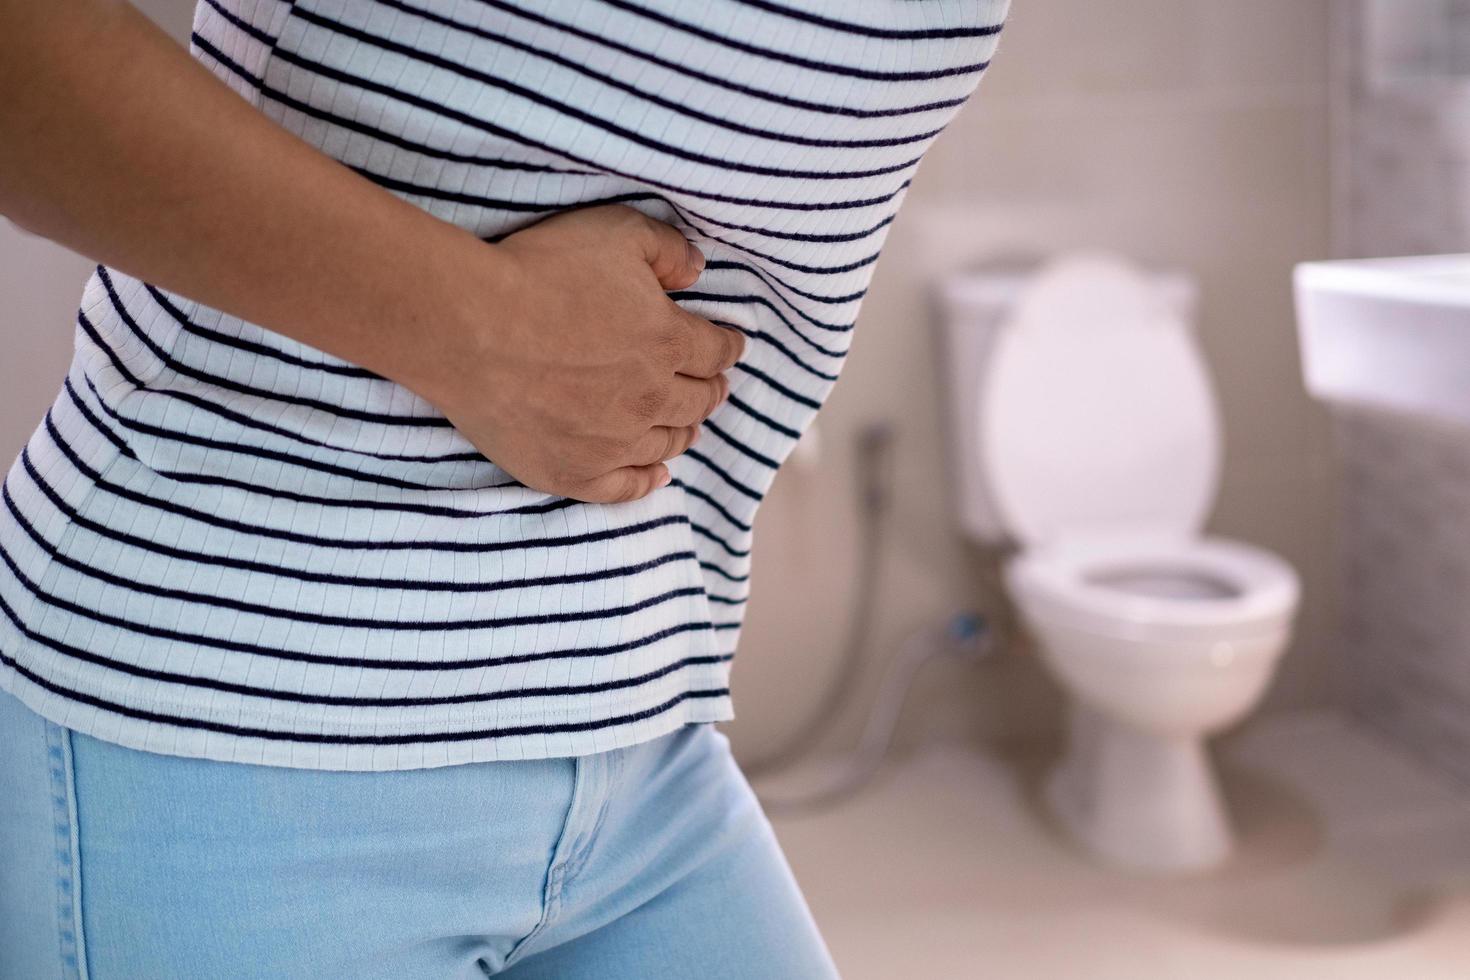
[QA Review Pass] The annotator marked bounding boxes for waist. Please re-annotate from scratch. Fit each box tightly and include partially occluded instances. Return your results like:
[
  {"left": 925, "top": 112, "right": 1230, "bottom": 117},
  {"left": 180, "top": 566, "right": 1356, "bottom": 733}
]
[{"left": 5, "top": 365, "right": 729, "bottom": 662}]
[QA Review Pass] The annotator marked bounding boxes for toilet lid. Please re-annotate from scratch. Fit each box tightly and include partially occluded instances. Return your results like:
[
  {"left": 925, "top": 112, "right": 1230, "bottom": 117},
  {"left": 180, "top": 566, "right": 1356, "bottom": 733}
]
[{"left": 981, "top": 253, "right": 1221, "bottom": 547}]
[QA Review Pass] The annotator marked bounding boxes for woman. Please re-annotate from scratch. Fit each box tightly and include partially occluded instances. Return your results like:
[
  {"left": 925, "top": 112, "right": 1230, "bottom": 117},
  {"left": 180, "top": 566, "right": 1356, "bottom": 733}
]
[{"left": 0, "top": 0, "right": 1007, "bottom": 976}]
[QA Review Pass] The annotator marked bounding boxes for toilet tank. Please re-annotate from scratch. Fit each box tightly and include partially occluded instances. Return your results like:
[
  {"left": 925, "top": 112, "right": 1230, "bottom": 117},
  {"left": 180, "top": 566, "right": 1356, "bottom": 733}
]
[{"left": 935, "top": 259, "right": 1199, "bottom": 546}]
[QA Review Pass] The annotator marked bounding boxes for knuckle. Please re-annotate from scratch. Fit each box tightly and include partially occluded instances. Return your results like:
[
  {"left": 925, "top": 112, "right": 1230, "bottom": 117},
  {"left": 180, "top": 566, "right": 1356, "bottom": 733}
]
[
  {"left": 725, "top": 328, "right": 746, "bottom": 365},
  {"left": 575, "top": 481, "right": 614, "bottom": 505},
  {"left": 656, "top": 324, "right": 688, "bottom": 363},
  {"left": 706, "top": 376, "right": 727, "bottom": 416},
  {"left": 559, "top": 478, "right": 593, "bottom": 502},
  {"left": 628, "top": 210, "right": 663, "bottom": 247},
  {"left": 615, "top": 474, "right": 644, "bottom": 503},
  {"left": 554, "top": 457, "right": 594, "bottom": 489},
  {"left": 584, "top": 441, "right": 615, "bottom": 466},
  {"left": 599, "top": 205, "right": 646, "bottom": 247},
  {"left": 628, "top": 381, "right": 670, "bottom": 422},
  {"left": 592, "top": 433, "right": 631, "bottom": 464},
  {"left": 571, "top": 467, "right": 621, "bottom": 502},
  {"left": 552, "top": 468, "right": 593, "bottom": 500}
]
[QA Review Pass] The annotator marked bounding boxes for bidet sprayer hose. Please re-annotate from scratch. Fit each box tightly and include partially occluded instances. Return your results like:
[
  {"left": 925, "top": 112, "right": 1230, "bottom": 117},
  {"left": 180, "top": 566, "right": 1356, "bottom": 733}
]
[
  {"left": 740, "top": 421, "right": 895, "bottom": 780},
  {"left": 755, "top": 614, "right": 995, "bottom": 815}
]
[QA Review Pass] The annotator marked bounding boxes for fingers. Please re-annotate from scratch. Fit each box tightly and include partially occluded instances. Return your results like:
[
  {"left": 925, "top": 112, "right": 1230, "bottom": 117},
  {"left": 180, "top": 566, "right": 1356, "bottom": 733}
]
[
  {"left": 576, "top": 463, "right": 672, "bottom": 504},
  {"left": 669, "top": 308, "right": 746, "bottom": 379},
  {"left": 564, "top": 424, "right": 701, "bottom": 503},
  {"left": 628, "top": 424, "right": 701, "bottom": 467},
  {"left": 635, "top": 212, "right": 706, "bottom": 290},
  {"left": 652, "top": 374, "right": 726, "bottom": 429}
]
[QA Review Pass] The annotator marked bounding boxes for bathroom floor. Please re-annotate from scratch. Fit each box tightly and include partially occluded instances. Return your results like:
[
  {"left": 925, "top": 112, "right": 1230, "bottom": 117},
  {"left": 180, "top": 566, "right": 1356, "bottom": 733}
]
[{"left": 760, "top": 710, "right": 1470, "bottom": 979}]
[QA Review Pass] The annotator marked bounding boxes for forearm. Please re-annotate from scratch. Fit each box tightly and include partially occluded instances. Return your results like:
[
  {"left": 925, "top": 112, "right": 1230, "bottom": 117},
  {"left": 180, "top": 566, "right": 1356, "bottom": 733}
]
[{"left": 0, "top": 0, "right": 506, "bottom": 402}]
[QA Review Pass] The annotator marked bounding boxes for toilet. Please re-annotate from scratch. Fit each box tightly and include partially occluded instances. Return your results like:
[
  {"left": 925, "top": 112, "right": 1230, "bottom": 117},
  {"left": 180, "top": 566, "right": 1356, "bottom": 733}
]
[{"left": 937, "top": 252, "right": 1301, "bottom": 874}]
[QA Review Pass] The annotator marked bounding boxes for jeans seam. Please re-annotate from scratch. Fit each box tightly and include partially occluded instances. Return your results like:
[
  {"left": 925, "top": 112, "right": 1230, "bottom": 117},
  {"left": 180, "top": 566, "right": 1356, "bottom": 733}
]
[
  {"left": 45, "top": 721, "right": 89, "bottom": 980},
  {"left": 500, "top": 757, "right": 584, "bottom": 970},
  {"left": 564, "top": 748, "right": 623, "bottom": 883},
  {"left": 557, "top": 742, "right": 625, "bottom": 893}
]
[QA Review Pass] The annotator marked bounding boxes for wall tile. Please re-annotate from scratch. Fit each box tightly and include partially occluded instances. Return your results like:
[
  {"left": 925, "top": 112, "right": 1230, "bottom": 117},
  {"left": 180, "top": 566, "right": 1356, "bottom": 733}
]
[{"left": 1332, "top": 406, "right": 1470, "bottom": 787}]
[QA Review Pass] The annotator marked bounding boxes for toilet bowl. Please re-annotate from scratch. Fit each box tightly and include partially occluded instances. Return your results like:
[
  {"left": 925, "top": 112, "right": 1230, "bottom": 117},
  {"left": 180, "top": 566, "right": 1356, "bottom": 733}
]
[
  {"left": 1009, "top": 534, "right": 1298, "bottom": 871},
  {"left": 937, "top": 252, "right": 1302, "bottom": 873}
]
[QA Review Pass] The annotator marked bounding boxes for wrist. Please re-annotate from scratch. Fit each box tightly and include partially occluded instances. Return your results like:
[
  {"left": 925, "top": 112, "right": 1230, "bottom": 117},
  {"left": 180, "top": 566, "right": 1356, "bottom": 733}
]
[{"left": 387, "top": 226, "right": 523, "bottom": 412}]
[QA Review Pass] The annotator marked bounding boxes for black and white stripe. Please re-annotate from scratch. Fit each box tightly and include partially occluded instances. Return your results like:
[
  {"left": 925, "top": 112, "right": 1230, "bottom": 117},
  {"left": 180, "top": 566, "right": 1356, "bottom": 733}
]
[{"left": 0, "top": 0, "right": 1006, "bottom": 770}]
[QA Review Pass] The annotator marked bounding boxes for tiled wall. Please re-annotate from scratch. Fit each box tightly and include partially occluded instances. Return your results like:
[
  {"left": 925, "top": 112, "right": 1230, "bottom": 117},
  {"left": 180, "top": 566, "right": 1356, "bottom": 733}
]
[
  {"left": 727, "top": 0, "right": 1340, "bottom": 761},
  {"left": 1323, "top": 2, "right": 1470, "bottom": 785},
  {"left": 1335, "top": 405, "right": 1470, "bottom": 786},
  {"left": 1334, "top": 0, "right": 1470, "bottom": 256}
]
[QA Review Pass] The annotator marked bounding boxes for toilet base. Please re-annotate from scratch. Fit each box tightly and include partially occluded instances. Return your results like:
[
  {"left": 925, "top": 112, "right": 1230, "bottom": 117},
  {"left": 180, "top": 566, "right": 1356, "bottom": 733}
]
[{"left": 1045, "top": 700, "right": 1233, "bottom": 874}]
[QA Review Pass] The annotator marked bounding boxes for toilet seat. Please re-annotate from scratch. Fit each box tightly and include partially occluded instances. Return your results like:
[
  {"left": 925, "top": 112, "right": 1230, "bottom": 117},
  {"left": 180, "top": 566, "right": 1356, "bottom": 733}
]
[{"left": 1006, "top": 534, "right": 1300, "bottom": 644}]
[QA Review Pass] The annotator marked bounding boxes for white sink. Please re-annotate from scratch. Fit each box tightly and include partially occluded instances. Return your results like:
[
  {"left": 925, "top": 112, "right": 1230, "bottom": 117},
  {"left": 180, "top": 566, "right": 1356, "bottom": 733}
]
[{"left": 1294, "top": 254, "right": 1470, "bottom": 425}]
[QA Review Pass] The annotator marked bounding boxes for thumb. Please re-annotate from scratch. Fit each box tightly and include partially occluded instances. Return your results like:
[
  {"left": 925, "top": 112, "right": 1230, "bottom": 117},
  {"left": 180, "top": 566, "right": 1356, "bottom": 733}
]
[{"left": 639, "top": 216, "right": 706, "bottom": 290}]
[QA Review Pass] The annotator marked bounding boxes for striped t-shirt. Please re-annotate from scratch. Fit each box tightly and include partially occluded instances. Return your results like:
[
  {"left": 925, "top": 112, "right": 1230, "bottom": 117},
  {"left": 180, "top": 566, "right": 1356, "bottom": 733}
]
[{"left": 0, "top": 0, "right": 1007, "bottom": 770}]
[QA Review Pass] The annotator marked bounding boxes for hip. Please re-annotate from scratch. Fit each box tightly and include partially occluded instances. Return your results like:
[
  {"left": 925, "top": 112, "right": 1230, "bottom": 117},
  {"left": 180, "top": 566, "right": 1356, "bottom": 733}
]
[{"left": 0, "top": 685, "right": 835, "bottom": 978}]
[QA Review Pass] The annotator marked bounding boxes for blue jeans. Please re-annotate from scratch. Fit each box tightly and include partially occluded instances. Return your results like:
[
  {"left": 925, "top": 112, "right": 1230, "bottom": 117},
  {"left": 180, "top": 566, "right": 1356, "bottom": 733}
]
[{"left": 0, "top": 688, "right": 839, "bottom": 979}]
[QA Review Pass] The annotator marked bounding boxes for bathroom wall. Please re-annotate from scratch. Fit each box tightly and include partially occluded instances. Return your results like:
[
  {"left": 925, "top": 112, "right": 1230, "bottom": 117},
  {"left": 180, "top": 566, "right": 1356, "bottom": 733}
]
[
  {"left": 728, "top": 0, "right": 1341, "bottom": 762},
  {"left": 1332, "top": 404, "right": 1470, "bottom": 786},
  {"left": 1333, "top": 0, "right": 1470, "bottom": 257},
  {"left": 0, "top": 2, "right": 1339, "bottom": 762},
  {"left": 0, "top": 233, "right": 90, "bottom": 463},
  {"left": 1319, "top": 2, "right": 1470, "bottom": 786}
]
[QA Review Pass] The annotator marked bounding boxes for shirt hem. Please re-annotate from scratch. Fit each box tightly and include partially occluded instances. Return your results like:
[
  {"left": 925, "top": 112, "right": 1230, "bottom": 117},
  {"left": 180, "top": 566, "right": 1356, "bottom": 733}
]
[{"left": 0, "top": 659, "right": 737, "bottom": 772}]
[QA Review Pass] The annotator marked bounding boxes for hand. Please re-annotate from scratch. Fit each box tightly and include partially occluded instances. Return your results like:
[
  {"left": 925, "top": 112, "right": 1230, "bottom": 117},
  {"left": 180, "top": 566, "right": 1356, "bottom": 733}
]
[
  {"left": 429, "top": 205, "right": 745, "bottom": 503},
  {"left": 0, "top": 5, "right": 741, "bottom": 506}
]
